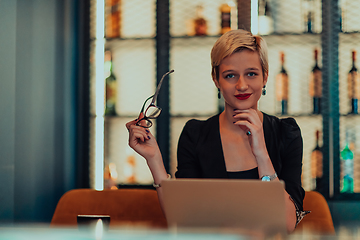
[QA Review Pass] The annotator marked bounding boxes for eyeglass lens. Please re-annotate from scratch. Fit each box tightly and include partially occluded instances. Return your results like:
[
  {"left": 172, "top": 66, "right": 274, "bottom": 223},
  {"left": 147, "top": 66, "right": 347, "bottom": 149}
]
[
  {"left": 137, "top": 70, "right": 174, "bottom": 128},
  {"left": 145, "top": 105, "right": 161, "bottom": 119},
  {"left": 142, "top": 97, "right": 161, "bottom": 118}
]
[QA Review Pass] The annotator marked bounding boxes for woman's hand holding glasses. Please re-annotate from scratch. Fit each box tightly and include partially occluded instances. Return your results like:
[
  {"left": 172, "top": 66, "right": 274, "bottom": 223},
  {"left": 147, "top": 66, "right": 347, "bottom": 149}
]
[
  {"left": 126, "top": 70, "right": 174, "bottom": 162},
  {"left": 126, "top": 113, "right": 161, "bottom": 161}
]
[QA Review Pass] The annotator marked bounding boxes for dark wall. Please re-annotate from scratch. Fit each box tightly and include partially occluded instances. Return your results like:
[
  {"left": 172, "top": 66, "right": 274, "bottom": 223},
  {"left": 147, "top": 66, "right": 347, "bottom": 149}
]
[
  {"left": 0, "top": 0, "right": 81, "bottom": 223},
  {"left": 0, "top": 0, "right": 17, "bottom": 223}
]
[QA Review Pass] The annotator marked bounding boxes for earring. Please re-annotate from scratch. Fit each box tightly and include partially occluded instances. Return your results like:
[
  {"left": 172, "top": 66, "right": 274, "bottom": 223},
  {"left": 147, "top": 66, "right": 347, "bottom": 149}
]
[
  {"left": 217, "top": 88, "right": 221, "bottom": 99},
  {"left": 262, "top": 85, "right": 266, "bottom": 96}
]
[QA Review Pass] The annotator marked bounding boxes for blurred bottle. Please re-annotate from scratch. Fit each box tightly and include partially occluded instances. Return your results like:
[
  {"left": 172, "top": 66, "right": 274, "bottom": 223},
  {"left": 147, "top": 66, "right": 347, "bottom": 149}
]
[
  {"left": 309, "top": 49, "right": 322, "bottom": 114},
  {"left": 311, "top": 130, "right": 323, "bottom": 191},
  {"left": 341, "top": 130, "right": 354, "bottom": 193},
  {"left": 339, "top": 0, "right": 344, "bottom": 32},
  {"left": 124, "top": 156, "right": 136, "bottom": 184},
  {"left": 104, "top": 51, "right": 117, "bottom": 116},
  {"left": 302, "top": 0, "right": 314, "bottom": 33},
  {"left": 124, "top": 146, "right": 137, "bottom": 184},
  {"left": 194, "top": 5, "right": 207, "bottom": 36},
  {"left": 220, "top": 3, "right": 231, "bottom": 35},
  {"left": 105, "top": 0, "right": 121, "bottom": 38},
  {"left": 305, "top": 10, "right": 313, "bottom": 33},
  {"left": 276, "top": 52, "right": 289, "bottom": 115},
  {"left": 104, "top": 163, "right": 118, "bottom": 189},
  {"left": 258, "top": 0, "right": 273, "bottom": 35},
  {"left": 353, "top": 136, "right": 360, "bottom": 192},
  {"left": 348, "top": 50, "right": 360, "bottom": 114},
  {"left": 350, "top": 140, "right": 359, "bottom": 192}
]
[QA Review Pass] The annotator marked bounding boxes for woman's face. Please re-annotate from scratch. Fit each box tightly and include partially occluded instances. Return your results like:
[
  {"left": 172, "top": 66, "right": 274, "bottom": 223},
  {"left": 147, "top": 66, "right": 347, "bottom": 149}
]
[{"left": 214, "top": 50, "right": 267, "bottom": 111}]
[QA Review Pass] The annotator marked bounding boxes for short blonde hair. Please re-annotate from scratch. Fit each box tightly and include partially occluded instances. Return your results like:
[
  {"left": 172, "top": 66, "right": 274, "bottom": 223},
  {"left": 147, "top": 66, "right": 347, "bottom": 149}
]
[{"left": 211, "top": 29, "right": 269, "bottom": 81}]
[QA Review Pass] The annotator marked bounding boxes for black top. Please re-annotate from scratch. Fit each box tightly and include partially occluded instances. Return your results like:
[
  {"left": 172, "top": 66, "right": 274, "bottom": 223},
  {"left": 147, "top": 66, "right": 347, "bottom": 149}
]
[
  {"left": 227, "top": 167, "right": 259, "bottom": 179},
  {"left": 175, "top": 113, "right": 305, "bottom": 211}
]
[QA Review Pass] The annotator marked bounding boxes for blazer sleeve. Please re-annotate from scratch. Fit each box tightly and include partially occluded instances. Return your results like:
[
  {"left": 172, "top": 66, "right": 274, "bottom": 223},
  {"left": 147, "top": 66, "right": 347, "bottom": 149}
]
[
  {"left": 175, "top": 119, "right": 202, "bottom": 178},
  {"left": 279, "top": 118, "right": 305, "bottom": 211}
]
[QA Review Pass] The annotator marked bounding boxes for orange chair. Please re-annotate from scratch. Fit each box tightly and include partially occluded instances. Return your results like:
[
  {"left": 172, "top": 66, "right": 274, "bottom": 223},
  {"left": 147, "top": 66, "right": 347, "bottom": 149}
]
[
  {"left": 295, "top": 191, "right": 335, "bottom": 234},
  {"left": 50, "top": 188, "right": 167, "bottom": 229}
]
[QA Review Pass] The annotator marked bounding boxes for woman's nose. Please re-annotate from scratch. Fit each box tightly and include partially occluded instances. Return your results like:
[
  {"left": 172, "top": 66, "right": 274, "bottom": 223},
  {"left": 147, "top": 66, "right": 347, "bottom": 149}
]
[{"left": 236, "top": 77, "right": 248, "bottom": 91}]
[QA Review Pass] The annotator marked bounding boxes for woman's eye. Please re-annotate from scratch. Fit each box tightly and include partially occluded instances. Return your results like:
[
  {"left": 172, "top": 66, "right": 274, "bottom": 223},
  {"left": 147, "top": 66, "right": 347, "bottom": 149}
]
[
  {"left": 225, "top": 74, "right": 235, "bottom": 79},
  {"left": 247, "top": 72, "right": 257, "bottom": 77}
]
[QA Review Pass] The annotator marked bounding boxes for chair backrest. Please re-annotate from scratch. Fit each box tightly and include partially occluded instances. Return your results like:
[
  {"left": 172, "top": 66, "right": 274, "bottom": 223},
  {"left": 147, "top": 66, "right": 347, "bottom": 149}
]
[
  {"left": 50, "top": 188, "right": 167, "bottom": 228},
  {"left": 295, "top": 191, "right": 335, "bottom": 234}
]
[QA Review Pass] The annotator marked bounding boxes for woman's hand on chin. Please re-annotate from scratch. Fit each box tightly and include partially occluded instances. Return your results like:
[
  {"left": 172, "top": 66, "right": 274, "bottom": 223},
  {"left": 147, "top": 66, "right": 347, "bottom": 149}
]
[{"left": 232, "top": 109, "right": 268, "bottom": 160}]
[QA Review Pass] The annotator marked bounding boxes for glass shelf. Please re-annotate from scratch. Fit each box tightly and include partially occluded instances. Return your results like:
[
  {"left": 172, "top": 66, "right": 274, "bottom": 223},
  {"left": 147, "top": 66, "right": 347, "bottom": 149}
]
[
  {"left": 171, "top": 35, "right": 221, "bottom": 39},
  {"left": 274, "top": 113, "right": 323, "bottom": 118},
  {"left": 103, "top": 111, "right": 360, "bottom": 119},
  {"left": 106, "top": 36, "right": 155, "bottom": 41},
  {"left": 100, "top": 31, "right": 360, "bottom": 41}
]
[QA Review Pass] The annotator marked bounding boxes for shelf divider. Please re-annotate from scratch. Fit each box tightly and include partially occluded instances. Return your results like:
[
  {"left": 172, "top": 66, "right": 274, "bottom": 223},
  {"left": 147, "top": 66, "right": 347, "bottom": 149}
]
[
  {"left": 156, "top": 0, "right": 171, "bottom": 173},
  {"left": 321, "top": 0, "right": 340, "bottom": 199}
]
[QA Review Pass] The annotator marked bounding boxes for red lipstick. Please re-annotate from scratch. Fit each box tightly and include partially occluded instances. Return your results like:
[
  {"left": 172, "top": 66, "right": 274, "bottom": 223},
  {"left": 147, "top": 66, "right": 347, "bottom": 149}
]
[{"left": 235, "top": 93, "right": 252, "bottom": 100}]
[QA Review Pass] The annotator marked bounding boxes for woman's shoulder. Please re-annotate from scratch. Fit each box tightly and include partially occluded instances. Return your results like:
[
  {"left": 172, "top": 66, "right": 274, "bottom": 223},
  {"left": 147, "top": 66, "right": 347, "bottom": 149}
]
[
  {"left": 263, "top": 112, "right": 301, "bottom": 139},
  {"left": 179, "top": 114, "right": 220, "bottom": 144},
  {"left": 184, "top": 114, "right": 219, "bottom": 130},
  {"left": 263, "top": 112, "right": 300, "bottom": 128}
]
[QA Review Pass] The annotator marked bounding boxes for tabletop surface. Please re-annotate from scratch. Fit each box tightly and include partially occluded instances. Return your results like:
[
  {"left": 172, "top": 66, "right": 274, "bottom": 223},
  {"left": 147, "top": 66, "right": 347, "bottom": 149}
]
[{"left": 1, "top": 224, "right": 359, "bottom": 240}]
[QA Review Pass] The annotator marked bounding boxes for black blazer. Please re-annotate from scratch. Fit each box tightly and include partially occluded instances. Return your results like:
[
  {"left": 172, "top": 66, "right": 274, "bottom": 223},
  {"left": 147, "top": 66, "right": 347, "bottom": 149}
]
[{"left": 175, "top": 112, "right": 305, "bottom": 210}]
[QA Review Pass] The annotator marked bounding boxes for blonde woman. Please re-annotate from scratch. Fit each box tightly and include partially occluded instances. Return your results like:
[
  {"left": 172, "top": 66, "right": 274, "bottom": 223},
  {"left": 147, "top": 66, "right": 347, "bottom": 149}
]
[{"left": 126, "top": 29, "right": 307, "bottom": 232}]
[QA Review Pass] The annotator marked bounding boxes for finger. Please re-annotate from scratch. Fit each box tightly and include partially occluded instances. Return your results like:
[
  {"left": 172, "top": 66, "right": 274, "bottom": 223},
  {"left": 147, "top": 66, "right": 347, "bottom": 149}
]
[
  {"left": 233, "top": 110, "right": 261, "bottom": 125},
  {"left": 130, "top": 125, "right": 153, "bottom": 139},
  {"left": 234, "top": 121, "right": 251, "bottom": 133},
  {"left": 135, "top": 112, "right": 148, "bottom": 128},
  {"left": 126, "top": 118, "right": 139, "bottom": 130},
  {"left": 233, "top": 120, "right": 253, "bottom": 134},
  {"left": 129, "top": 124, "right": 150, "bottom": 137},
  {"left": 129, "top": 128, "right": 149, "bottom": 144},
  {"left": 233, "top": 114, "right": 254, "bottom": 127}
]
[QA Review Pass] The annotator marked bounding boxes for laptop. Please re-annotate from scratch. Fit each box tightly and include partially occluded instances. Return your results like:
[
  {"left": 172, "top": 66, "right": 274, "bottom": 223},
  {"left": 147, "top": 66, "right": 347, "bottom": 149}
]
[{"left": 161, "top": 179, "right": 287, "bottom": 236}]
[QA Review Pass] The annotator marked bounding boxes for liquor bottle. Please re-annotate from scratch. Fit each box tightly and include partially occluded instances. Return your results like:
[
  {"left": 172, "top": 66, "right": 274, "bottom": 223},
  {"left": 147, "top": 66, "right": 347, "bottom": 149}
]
[
  {"left": 302, "top": 0, "right": 314, "bottom": 33},
  {"left": 311, "top": 130, "right": 323, "bottom": 191},
  {"left": 194, "top": 5, "right": 207, "bottom": 36},
  {"left": 276, "top": 52, "right": 289, "bottom": 115},
  {"left": 258, "top": 0, "right": 274, "bottom": 35},
  {"left": 349, "top": 140, "right": 358, "bottom": 192},
  {"left": 220, "top": 3, "right": 231, "bottom": 35},
  {"left": 309, "top": 49, "right": 322, "bottom": 114},
  {"left": 306, "top": 11, "right": 313, "bottom": 33},
  {"left": 104, "top": 163, "right": 118, "bottom": 189},
  {"left": 341, "top": 130, "right": 354, "bottom": 193},
  {"left": 104, "top": 51, "right": 117, "bottom": 116},
  {"left": 339, "top": 1, "right": 343, "bottom": 32},
  {"left": 105, "top": 0, "right": 121, "bottom": 38},
  {"left": 124, "top": 146, "right": 137, "bottom": 184},
  {"left": 352, "top": 138, "right": 360, "bottom": 192},
  {"left": 348, "top": 50, "right": 360, "bottom": 114}
]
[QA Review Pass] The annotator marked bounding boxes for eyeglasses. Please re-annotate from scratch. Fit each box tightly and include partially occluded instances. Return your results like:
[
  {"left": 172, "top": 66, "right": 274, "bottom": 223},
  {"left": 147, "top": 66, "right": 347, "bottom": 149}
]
[{"left": 136, "top": 70, "right": 174, "bottom": 128}]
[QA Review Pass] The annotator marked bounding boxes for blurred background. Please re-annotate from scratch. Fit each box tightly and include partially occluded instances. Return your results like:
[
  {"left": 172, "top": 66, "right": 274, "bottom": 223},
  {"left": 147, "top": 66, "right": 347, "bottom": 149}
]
[{"left": 1, "top": 0, "right": 360, "bottom": 229}]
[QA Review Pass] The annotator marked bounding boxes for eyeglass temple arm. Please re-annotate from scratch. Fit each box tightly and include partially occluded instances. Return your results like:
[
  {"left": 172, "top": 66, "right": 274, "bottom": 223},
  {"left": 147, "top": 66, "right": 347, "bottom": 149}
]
[
  {"left": 151, "top": 69, "right": 174, "bottom": 105},
  {"left": 140, "top": 95, "right": 155, "bottom": 114}
]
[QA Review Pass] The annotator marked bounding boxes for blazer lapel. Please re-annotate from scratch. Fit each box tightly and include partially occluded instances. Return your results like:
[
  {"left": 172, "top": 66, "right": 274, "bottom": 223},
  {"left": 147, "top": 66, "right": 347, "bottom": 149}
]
[{"left": 197, "top": 114, "right": 228, "bottom": 178}]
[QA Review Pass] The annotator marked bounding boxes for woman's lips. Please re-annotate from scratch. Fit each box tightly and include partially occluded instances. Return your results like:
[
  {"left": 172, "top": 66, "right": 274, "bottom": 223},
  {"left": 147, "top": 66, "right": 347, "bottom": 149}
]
[{"left": 235, "top": 93, "right": 252, "bottom": 100}]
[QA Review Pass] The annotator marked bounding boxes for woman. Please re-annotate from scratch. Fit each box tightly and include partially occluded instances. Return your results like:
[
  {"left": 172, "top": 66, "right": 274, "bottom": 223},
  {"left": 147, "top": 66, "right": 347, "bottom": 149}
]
[{"left": 126, "top": 29, "right": 307, "bottom": 232}]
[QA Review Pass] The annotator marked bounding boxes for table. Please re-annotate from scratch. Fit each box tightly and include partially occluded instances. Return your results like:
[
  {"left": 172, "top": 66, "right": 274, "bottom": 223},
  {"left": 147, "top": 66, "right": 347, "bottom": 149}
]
[{"left": 1, "top": 224, "right": 359, "bottom": 240}]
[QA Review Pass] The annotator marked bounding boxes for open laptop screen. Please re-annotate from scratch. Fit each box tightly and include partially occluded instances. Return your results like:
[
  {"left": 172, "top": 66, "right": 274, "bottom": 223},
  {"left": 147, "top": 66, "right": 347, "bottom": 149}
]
[{"left": 161, "top": 179, "right": 287, "bottom": 236}]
